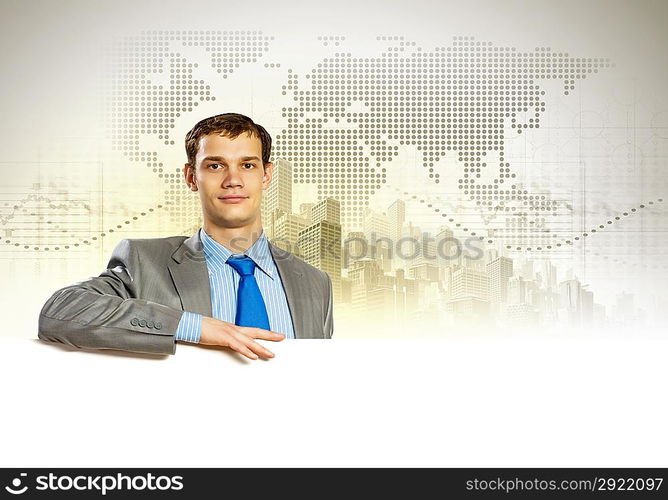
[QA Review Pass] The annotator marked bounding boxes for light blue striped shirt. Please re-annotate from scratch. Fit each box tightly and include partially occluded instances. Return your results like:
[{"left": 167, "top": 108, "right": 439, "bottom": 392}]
[{"left": 174, "top": 227, "right": 296, "bottom": 343}]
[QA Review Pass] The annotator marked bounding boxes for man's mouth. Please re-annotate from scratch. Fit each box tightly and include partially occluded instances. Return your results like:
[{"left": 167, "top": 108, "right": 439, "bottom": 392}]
[{"left": 218, "top": 195, "right": 249, "bottom": 204}]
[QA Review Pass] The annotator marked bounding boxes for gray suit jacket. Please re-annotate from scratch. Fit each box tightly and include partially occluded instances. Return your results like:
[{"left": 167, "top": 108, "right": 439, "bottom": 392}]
[{"left": 38, "top": 230, "right": 334, "bottom": 355}]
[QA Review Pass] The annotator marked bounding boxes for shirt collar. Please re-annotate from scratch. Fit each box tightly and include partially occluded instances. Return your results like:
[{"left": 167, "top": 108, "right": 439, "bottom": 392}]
[{"left": 199, "top": 227, "right": 274, "bottom": 280}]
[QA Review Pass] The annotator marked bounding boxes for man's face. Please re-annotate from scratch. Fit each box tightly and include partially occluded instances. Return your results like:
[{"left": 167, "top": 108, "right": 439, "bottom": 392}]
[{"left": 185, "top": 131, "right": 273, "bottom": 231}]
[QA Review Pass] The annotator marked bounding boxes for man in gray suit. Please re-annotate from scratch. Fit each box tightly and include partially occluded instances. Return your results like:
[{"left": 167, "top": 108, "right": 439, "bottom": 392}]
[{"left": 38, "top": 113, "right": 334, "bottom": 359}]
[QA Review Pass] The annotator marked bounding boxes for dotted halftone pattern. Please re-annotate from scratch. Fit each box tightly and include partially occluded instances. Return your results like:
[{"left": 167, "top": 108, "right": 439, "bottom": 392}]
[
  {"left": 94, "top": 31, "right": 651, "bottom": 257},
  {"left": 274, "top": 35, "right": 613, "bottom": 230},
  {"left": 4, "top": 31, "right": 663, "bottom": 265},
  {"left": 396, "top": 185, "right": 665, "bottom": 264}
]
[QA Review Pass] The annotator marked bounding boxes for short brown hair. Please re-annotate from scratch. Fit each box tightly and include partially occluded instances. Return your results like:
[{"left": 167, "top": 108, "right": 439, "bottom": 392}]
[{"left": 184, "top": 113, "right": 272, "bottom": 167}]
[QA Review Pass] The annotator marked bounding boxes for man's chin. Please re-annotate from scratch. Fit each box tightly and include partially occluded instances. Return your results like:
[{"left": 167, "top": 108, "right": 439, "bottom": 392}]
[{"left": 207, "top": 215, "right": 254, "bottom": 229}]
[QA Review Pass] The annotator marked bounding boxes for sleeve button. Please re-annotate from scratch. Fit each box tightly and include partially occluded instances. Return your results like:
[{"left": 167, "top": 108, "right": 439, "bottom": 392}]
[
  {"left": 130, "top": 318, "right": 139, "bottom": 326},
  {"left": 155, "top": 322, "right": 162, "bottom": 330},
  {"left": 138, "top": 319, "right": 147, "bottom": 327},
  {"left": 147, "top": 321, "right": 154, "bottom": 328}
]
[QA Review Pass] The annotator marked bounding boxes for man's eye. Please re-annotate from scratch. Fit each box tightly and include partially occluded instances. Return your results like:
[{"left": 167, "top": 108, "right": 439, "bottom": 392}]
[
  {"left": 208, "top": 163, "right": 222, "bottom": 169},
  {"left": 243, "top": 163, "right": 255, "bottom": 169}
]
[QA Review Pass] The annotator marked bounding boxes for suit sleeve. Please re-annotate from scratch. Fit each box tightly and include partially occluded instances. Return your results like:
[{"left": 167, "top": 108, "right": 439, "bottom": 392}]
[
  {"left": 323, "top": 273, "right": 334, "bottom": 339},
  {"left": 38, "top": 239, "right": 185, "bottom": 355}
]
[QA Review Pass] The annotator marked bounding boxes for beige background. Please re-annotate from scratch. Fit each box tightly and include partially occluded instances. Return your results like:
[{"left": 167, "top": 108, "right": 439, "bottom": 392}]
[{"left": 1, "top": 0, "right": 667, "bottom": 337}]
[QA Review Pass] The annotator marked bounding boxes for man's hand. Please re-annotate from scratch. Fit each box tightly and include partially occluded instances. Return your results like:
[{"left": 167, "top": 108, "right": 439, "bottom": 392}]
[{"left": 199, "top": 316, "right": 285, "bottom": 360}]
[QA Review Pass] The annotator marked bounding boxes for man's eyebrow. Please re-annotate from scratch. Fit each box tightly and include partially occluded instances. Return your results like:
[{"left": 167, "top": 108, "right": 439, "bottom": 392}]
[{"left": 201, "top": 155, "right": 262, "bottom": 162}]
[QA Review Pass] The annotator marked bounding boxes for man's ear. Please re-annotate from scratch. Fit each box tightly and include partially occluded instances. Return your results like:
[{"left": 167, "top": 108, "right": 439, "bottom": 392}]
[
  {"left": 262, "top": 161, "right": 274, "bottom": 188},
  {"left": 184, "top": 163, "right": 197, "bottom": 191}
]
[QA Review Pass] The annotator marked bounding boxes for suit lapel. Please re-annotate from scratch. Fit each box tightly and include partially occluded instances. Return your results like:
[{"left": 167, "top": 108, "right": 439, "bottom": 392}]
[
  {"left": 268, "top": 241, "right": 305, "bottom": 339},
  {"left": 167, "top": 230, "right": 213, "bottom": 318}
]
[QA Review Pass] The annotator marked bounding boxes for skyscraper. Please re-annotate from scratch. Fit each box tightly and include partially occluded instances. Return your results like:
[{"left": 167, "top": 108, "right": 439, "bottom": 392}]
[
  {"left": 311, "top": 197, "right": 340, "bottom": 225},
  {"left": 343, "top": 231, "right": 368, "bottom": 268},
  {"left": 261, "top": 158, "right": 293, "bottom": 240},
  {"left": 487, "top": 256, "right": 513, "bottom": 306},
  {"left": 387, "top": 199, "right": 406, "bottom": 243},
  {"left": 299, "top": 202, "right": 315, "bottom": 221},
  {"left": 559, "top": 278, "right": 582, "bottom": 326},
  {"left": 363, "top": 207, "right": 391, "bottom": 242},
  {"left": 262, "top": 158, "right": 292, "bottom": 215},
  {"left": 298, "top": 197, "right": 342, "bottom": 301},
  {"left": 451, "top": 266, "right": 489, "bottom": 300},
  {"left": 273, "top": 212, "right": 310, "bottom": 257}
]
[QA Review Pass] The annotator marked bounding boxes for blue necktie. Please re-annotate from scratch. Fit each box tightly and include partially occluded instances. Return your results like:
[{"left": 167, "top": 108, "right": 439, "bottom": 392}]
[{"left": 226, "top": 255, "right": 271, "bottom": 330}]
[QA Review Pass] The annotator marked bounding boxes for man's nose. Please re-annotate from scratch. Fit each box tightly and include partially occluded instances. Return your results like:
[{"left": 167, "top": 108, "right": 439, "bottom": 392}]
[{"left": 222, "top": 166, "right": 243, "bottom": 187}]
